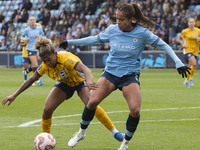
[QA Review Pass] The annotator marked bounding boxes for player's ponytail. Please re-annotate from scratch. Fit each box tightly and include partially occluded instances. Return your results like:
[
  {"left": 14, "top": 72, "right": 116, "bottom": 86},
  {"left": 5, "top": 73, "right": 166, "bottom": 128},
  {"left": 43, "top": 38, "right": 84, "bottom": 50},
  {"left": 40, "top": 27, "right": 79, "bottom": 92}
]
[
  {"left": 118, "top": 3, "right": 155, "bottom": 30},
  {"left": 131, "top": 3, "right": 155, "bottom": 29},
  {"left": 35, "top": 36, "right": 55, "bottom": 57}
]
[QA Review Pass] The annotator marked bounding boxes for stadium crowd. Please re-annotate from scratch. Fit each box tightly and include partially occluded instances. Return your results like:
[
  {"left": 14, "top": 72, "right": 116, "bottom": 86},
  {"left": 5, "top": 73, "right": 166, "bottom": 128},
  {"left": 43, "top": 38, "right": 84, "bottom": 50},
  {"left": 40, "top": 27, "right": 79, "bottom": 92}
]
[{"left": 0, "top": 0, "right": 199, "bottom": 52}]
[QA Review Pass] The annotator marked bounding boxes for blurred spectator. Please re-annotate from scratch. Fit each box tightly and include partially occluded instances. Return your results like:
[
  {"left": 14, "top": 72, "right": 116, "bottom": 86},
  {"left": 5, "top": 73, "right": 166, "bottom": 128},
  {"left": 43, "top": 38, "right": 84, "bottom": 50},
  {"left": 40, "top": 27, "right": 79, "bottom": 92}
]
[
  {"left": 90, "top": 24, "right": 100, "bottom": 36},
  {"left": 59, "top": 8, "right": 67, "bottom": 20},
  {"left": 44, "top": 25, "right": 52, "bottom": 38},
  {"left": 11, "top": 10, "right": 18, "bottom": 22},
  {"left": 0, "top": 12, "right": 5, "bottom": 23},
  {"left": 41, "top": 0, "right": 48, "bottom": 8},
  {"left": 18, "top": 9, "right": 29, "bottom": 23},
  {"left": 42, "top": 9, "right": 51, "bottom": 26},
  {"left": 22, "top": 0, "right": 32, "bottom": 11},
  {"left": 37, "top": 8, "right": 45, "bottom": 22},
  {"left": 18, "top": 0, "right": 26, "bottom": 9},
  {"left": 67, "top": 36, "right": 80, "bottom": 55},
  {"left": 46, "top": 0, "right": 60, "bottom": 10},
  {"left": 0, "top": 0, "right": 199, "bottom": 52},
  {"left": 0, "top": 39, "right": 7, "bottom": 50}
]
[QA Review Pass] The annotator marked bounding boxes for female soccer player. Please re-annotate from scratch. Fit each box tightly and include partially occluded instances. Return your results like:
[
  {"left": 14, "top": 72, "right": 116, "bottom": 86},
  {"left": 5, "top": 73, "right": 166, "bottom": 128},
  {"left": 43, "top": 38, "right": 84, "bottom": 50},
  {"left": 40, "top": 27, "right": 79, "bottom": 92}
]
[
  {"left": 1, "top": 36, "right": 124, "bottom": 142},
  {"left": 21, "top": 23, "right": 42, "bottom": 84},
  {"left": 21, "top": 16, "right": 44, "bottom": 86},
  {"left": 177, "top": 17, "right": 200, "bottom": 88},
  {"left": 59, "top": 2, "right": 190, "bottom": 150}
]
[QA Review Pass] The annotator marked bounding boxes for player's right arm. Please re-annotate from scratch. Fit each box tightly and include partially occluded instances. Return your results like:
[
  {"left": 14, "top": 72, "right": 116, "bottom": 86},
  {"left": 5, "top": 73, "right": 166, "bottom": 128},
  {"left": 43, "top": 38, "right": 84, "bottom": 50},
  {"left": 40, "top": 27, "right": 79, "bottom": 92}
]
[
  {"left": 21, "top": 29, "right": 30, "bottom": 42},
  {"left": 177, "top": 30, "right": 187, "bottom": 48},
  {"left": 1, "top": 72, "right": 40, "bottom": 106}
]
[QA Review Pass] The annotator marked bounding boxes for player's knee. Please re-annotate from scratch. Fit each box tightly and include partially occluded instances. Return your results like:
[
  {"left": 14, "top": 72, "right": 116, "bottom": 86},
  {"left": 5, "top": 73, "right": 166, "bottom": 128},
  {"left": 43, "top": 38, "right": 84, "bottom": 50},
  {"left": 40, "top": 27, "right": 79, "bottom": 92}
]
[
  {"left": 43, "top": 107, "right": 53, "bottom": 119},
  {"left": 130, "top": 107, "right": 140, "bottom": 118},
  {"left": 191, "top": 64, "right": 197, "bottom": 68},
  {"left": 87, "top": 100, "right": 98, "bottom": 110}
]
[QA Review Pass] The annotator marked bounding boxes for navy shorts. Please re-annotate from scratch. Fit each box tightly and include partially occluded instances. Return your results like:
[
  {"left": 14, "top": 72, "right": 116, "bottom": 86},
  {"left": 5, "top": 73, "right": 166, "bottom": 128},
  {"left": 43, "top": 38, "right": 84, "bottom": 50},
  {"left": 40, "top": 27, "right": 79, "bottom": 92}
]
[
  {"left": 27, "top": 50, "right": 37, "bottom": 56},
  {"left": 23, "top": 57, "right": 31, "bottom": 64},
  {"left": 54, "top": 81, "right": 87, "bottom": 99},
  {"left": 101, "top": 71, "right": 140, "bottom": 90},
  {"left": 184, "top": 53, "right": 197, "bottom": 63}
]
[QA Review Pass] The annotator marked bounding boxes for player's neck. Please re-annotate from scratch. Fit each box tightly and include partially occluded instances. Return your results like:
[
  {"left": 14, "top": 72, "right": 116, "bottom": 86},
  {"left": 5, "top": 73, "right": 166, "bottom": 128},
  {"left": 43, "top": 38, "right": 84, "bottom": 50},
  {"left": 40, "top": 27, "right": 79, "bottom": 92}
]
[
  {"left": 30, "top": 25, "right": 36, "bottom": 29},
  {"left": 189, "top": 27, "right": 194, "bottom": 31}
]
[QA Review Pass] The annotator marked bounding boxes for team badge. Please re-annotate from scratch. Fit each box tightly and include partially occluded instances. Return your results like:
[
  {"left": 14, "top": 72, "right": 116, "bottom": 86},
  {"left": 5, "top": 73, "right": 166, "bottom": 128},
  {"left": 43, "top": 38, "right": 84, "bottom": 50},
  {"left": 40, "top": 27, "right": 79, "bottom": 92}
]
[
  {"left": 194, "top": 33, "right": 198, "bottom": 37},
  {"left": 133, "top": 37, "right": 138, "bottom": 42},
  {"left": 59, "top": 71, "right": 66, "bottom": 77}
]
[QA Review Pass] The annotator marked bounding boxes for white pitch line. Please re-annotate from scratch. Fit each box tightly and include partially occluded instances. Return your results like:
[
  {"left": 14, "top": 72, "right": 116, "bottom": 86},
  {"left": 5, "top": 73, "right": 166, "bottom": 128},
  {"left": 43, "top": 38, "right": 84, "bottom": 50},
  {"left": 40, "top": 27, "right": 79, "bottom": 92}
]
[
  {"left": 2, "top": 106, "right": 200, "bottom": 128},
  {"left": 4, "top": 118, "right": 200, "bottom": 128}
]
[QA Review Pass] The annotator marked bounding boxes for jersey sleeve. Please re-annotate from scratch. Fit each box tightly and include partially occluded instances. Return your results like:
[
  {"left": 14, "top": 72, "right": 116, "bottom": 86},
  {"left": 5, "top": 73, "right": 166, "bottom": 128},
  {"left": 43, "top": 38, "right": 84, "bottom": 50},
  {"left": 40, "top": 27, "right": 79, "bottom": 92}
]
[
  {"left": 64, "top": 54, "right": 81, "bottom": 70},
  {"left": 98, "top": 24, "right": 113, "bottom": 43},
  {"left": 180, "top": 30, "right": 186, "bottom": 38},
  {"left": 21, "top": 29, "right": 28, "bottom": 41},
  {"left": 142, "top": 29, "right": 160, "bottom": 46},
  {"left": 36, "top": 63, "right": 45, "bottom": 76}
]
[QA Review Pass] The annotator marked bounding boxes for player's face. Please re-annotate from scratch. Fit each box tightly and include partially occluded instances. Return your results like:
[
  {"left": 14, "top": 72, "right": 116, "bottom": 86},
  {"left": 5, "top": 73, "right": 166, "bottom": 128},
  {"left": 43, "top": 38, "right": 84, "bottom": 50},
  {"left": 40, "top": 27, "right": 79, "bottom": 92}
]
[
  {"left": 42, "top": 52, "right": 57, "bottom": 68},
  {"left": 29, "top": 17, "right": 36, "bottom": 26},
  {"left": 188, "top": 18, "right": 195, "bottom": 28},
  {"left": 116, "top": 10, "right": 133, "bottom": 32}
]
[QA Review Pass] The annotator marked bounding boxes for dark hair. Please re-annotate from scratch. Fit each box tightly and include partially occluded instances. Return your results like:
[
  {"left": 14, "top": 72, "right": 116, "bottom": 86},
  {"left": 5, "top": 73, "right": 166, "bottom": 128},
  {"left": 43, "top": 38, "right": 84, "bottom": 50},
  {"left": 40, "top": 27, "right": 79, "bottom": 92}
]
[
  {"left": 35, "top": 36, "right": 55, "bottom": 57},
  {"left": 117, "top": 2, "right": 155, "bottom": 29}
]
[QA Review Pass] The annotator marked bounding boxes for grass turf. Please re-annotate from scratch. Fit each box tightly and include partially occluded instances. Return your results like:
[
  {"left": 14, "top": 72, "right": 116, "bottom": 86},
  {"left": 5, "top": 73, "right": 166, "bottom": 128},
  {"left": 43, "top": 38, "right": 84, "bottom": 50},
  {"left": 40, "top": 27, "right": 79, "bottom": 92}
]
[{"left": 0, "top": 68, "right": 200, "bottom": 150}]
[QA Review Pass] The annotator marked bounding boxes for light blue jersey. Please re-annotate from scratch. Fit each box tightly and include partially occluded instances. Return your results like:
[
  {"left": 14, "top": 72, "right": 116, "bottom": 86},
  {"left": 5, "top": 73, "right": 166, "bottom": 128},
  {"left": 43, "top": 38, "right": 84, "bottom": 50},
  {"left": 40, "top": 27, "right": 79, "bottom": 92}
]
[
  {"left": 21, "top": 26, "right": 44, "bottom": 52},
  {"left": 68, "top": 24, "right": 184, "bottom": 77}
]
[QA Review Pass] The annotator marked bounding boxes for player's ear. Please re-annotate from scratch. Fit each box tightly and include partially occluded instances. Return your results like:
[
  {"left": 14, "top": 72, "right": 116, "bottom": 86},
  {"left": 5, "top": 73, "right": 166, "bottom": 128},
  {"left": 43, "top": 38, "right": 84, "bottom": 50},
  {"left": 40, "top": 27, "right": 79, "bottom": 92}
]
[{"left": 131, "top": 18, "right": 136, "bottom": 23}]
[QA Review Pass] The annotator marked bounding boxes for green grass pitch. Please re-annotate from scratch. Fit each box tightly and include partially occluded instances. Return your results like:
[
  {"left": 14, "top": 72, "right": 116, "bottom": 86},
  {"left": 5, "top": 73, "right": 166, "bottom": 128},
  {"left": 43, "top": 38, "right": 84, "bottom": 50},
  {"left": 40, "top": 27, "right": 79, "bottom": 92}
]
[{"left": 0, "top": 68, "right": 200, "bottom": 150}]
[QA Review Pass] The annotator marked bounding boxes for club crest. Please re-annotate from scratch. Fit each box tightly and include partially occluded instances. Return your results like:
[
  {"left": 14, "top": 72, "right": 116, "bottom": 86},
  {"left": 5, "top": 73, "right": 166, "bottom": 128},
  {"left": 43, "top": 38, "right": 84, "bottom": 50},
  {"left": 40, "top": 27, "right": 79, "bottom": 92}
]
[
  {"left": 59, "top": 71, "right": 66, "bottom": 77},
  {"left": 133, "top": 37, "right": 138, "bottom": 42}
]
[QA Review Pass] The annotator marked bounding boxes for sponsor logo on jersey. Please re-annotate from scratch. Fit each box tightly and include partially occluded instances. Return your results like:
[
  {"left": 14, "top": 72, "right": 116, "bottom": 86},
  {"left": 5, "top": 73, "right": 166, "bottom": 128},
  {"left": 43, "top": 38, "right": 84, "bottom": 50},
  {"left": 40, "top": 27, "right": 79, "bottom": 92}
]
[{"left": 59, "top": 71, "right": 66, "bottom": 77}]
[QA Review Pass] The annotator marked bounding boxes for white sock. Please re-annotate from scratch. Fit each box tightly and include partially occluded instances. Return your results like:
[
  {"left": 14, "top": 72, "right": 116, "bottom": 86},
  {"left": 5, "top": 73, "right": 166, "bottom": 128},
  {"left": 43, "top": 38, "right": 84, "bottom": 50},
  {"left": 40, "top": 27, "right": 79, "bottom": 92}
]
[
  {"left": 79, "top": 128, "right": 86, "bottom": 135},
  {"left": 110, "top": 127, "right": 119, "bottom": 136},
  {"left": 123, "top": 139, "right": 130, "bottom": 145}
]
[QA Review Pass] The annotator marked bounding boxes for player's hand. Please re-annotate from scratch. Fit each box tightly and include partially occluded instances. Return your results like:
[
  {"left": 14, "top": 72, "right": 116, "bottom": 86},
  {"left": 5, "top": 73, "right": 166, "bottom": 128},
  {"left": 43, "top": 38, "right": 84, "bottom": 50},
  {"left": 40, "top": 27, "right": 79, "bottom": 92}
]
[
  {"left": 26, "top": 38, "right": 30, "bottom": 42},
  {"left": 59, "top": 40, "right": 68, "bottom": 49},
  {"left": 182, "top": 43, "right": 187, "bottom": 48},
  {"left": 86, "top": 80, "right": 99, "bottom": 91},
  {"left": 1, "top": 95, "right": 16, "bottom": 106},
  {"left": 177, "top": 66, "right": 191, "bottom": 78},
  {"left": 197, "top": 37, "right": 200, "bottom": 42}
]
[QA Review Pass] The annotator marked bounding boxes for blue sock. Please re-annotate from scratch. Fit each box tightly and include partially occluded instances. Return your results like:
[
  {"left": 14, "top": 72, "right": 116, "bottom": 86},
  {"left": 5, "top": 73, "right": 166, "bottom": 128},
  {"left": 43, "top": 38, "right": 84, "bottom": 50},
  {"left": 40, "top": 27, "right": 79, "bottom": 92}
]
[
  {"left": 24, "top": 70, "right": 27, "bottom": 80},
  {"left": 81, "top": 106, "right": 96, "bottom": 129},
  {"left": 125, "top": 114, "right": 140, "bottom": 141}
]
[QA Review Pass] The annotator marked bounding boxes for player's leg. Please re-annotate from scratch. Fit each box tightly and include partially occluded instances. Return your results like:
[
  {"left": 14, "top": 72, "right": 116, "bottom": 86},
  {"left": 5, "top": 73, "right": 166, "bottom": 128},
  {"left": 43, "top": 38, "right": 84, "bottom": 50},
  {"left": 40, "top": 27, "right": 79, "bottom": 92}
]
[
  {"left": 23, "top": 62, "right": 29, "bottom": 80},
  {"left": 42, "top": 86, "right": 67, "bottom": 133},
  {"left": 29, "top": 54, "right": 44, "bottom": 86},
  {"left": 188, "top": 55, "right": 197, "bottom": 86},
  {"left": 183, "top": 54, "right": 190, "bottom": 88},
  {"left": 23, "top": 57, "right": 30, "bottom": 81},
  {"left": 78, "top": 85, "right": 124, "bottom": 141},
  {"left": 68, "top": 77, "right": 116, "bottom": 147},
  {"left": 118, "top": 83, "right": 141, "bottom": 150}
]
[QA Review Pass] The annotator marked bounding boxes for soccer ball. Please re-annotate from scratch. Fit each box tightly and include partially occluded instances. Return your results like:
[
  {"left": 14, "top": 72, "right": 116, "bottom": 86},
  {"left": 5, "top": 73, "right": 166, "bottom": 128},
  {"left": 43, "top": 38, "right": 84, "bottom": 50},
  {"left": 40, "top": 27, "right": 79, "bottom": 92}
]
[{"left": 34, "top": 132, "right": 56, "bottom": 150}]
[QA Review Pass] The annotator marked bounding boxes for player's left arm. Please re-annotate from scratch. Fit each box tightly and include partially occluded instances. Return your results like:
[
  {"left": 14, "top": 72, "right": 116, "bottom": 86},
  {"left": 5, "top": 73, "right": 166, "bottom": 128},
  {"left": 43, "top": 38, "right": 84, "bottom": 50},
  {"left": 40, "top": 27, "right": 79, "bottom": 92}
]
[
  {"left": 75, "top": 62, "right": 99, "bottom": 90},
  {"left": 1, "top": 72, "right": 40, "bottom": 106},
  {"left": 155, "top": 39, "right": 191, "bottom": 78}
]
